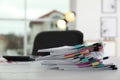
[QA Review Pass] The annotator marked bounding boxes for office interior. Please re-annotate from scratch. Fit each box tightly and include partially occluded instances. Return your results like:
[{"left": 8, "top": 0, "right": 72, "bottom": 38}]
[
  {"left": 0, "top": 0, "right": 119, "bottom": 58},
  {"left": 0, "top": 0, "right": 120, "bottom": 80},
  {"left": 0, "top": 0, "right": 120, "bottom": 58}
]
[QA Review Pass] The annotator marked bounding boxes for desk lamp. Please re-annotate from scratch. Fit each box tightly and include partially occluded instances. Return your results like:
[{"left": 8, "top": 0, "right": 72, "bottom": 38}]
[{"left": 57, "top": 11, "right": 76, "bottom": 30}]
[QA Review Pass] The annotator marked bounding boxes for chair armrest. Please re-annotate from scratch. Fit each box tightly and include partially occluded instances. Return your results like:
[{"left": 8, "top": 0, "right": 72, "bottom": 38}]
[{"left": 3, "top": 56, "right": 35, "bottom": 61}]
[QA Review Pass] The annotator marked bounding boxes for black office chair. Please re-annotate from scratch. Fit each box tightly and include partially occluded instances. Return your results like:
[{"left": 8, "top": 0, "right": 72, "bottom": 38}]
[
  {"left": 3, "top": 30, "right": 83, "bottom": 61},
  {"left": 32, "top": 30, "right": 84, "bottom": 56}
]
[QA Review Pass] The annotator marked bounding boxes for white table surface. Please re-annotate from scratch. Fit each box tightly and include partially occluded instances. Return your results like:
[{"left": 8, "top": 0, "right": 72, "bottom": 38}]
[{"left": 0, "top": 57, "right": 120, "bottom": 80}]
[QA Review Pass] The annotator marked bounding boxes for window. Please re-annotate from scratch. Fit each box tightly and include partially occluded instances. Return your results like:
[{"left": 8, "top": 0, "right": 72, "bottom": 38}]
[{"left": 0, "top": 0, "right": 70, "bottom": 56}]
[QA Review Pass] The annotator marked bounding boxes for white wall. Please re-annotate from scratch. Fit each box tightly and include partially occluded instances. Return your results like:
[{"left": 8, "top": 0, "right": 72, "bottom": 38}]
[
  {"left": 75, "top": 0, "right": 101, "bottom": 40},
  {"left": 71, "top": 0, "right": 120, "bottom": 57}
]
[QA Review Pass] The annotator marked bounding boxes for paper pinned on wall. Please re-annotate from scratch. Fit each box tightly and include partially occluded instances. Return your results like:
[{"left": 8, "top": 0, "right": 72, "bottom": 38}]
[
  {"left": 101, "top": 17, "right": 117, "bottom": 38},
  {"left": 102, "top": 0, "right": 117, "bottom": 13}
]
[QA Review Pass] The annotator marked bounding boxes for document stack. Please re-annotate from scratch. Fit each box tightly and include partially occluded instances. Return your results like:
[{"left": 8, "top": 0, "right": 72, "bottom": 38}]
[{"left": 37, "top": 42, "right": 118, "bottom": 70}]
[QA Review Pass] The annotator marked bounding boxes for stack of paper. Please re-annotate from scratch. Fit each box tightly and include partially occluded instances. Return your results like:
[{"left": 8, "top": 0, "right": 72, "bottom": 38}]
[{"left": 37, "top": 43, "right": 118, "bottom": 70}]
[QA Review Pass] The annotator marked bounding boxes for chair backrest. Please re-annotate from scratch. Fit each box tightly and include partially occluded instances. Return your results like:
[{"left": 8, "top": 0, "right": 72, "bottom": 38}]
[{"left": 32, "top": 30, "right": 84, "bottom": 56}]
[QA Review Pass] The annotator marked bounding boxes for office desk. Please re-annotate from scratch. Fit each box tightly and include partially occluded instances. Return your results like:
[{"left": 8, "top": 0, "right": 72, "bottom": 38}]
[{"left": 0, "top": 58, "right": 120, "bottom": 80}]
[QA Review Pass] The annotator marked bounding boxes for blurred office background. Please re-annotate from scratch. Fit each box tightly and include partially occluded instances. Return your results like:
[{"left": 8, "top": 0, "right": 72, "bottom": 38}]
[{"left": 0, "top": 0, "right": 120, "bottom": 57}]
